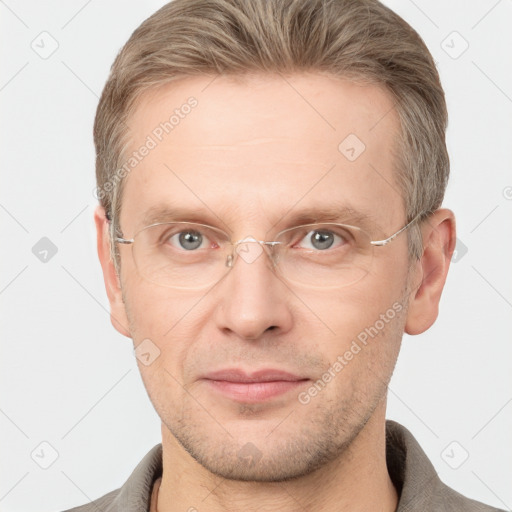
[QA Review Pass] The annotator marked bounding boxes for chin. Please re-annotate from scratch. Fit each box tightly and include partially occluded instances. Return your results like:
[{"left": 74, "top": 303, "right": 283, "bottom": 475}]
[{"left": 166, "top": 408, "right": 364, "bottom": 483}]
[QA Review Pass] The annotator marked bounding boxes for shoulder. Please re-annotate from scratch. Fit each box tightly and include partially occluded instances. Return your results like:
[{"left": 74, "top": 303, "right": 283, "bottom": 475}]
[
  {"left": 55, "top": 444, "right": 162, "bottom": 512},
  {"left": 386, "top": 421, "right": 505, "bottom": 512},
  {"left": 429, "top": 481, "right": 505, "bottom": 512}
]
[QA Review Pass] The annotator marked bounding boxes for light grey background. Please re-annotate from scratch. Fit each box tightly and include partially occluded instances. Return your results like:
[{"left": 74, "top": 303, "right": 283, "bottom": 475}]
[{"left": 1, "top": 1, "right": 511, "bottom": 511}]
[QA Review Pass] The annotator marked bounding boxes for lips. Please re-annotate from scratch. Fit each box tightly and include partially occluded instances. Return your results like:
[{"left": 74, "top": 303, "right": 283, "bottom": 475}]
[{"left": 202, "top": 368, "right": 309, "bottom": 402}]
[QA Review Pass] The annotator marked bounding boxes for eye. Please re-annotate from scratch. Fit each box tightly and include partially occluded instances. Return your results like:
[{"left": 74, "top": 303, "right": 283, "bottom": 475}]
[
  {"left": 296, "top": 228, "right": 349, "bottom": 251},
  {"left": 167, "top": 229, "right": 211, "bottom": 251}
]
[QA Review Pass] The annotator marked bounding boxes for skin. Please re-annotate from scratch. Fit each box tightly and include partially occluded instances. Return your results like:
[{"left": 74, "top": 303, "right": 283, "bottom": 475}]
[{"left": 95, "top": 72, "right": 455, "bottom": 511}]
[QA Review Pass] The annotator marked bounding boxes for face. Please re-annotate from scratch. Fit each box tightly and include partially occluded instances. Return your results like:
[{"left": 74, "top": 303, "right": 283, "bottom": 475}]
[{"left": 114, "top": 73, "right": 414, "bottom": 481}]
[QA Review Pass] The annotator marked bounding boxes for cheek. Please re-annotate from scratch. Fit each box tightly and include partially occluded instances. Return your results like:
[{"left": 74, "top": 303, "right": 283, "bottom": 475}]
[
  {"left": 125, "top": 286, "right": 199, "bottom": 411},
  {"left": 311, "top": 269, "right": 407, "bottom": 368},
  {"left": 320, "top": 282, "right": 397, "bottom": 333},
  {"left": 318, "top": 297, "right": 404, "bottom": 402},
  {"left": 122, "top": 279, "right": 213, "bottom": 375},
  {"left": 122, "top": 271, "right": 196, "bottom": 338}
]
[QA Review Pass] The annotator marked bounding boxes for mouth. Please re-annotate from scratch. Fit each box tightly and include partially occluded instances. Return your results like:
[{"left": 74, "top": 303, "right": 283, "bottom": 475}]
[{"left": 201, "top": 368, "right": 310, "bottom": 403}]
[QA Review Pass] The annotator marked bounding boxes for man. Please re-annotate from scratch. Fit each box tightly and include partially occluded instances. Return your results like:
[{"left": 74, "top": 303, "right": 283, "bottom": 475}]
[{"left": 66, "top": 0, "right": 503, "bottom": 510}]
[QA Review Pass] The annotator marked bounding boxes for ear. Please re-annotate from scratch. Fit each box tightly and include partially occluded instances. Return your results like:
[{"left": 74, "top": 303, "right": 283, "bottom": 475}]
[
  {"left": 405, "top": 208, "right": 456, "bottom": 335},
  {"left": 94, "top": 205, "right": 131, "bottom": 338}
]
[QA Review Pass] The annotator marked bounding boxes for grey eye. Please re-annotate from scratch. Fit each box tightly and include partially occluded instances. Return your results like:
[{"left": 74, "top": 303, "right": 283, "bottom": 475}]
[
  {"left": 310, "top": 231, "right": 334, "bottom": 250},
  {"left": 174, "top": 230, "right": 205, "bottom": 250},
  {"left": 296, "top": 228, "right": 349, "bottom": 251}
]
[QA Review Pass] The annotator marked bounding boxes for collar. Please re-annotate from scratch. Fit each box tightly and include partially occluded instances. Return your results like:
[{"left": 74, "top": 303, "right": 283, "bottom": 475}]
[{"left": 105, "top": 420, "right": 497, "bottom": 512}]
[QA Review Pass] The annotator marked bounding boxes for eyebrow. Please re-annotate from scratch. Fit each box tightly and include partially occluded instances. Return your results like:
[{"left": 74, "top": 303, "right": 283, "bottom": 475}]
[
  {"left": 138, "top": 203, "right": 383, "bottom": 235},
  {"left": 279, "top": 205, "right": 382, "bottom": 232},
  {"left": 140, "top": 205, "right": 230, "bottom": 231}
]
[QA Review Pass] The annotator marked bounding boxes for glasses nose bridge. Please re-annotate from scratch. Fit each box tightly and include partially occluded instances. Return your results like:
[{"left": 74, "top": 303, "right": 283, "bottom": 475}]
[{"left": 226, "top": 237, "right": 281, "bottom": 269}]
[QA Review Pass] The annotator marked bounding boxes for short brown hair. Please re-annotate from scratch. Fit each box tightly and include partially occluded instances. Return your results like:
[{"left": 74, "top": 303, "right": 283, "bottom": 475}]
[{"left": 94, "top": 0, "right": 449, "bottom": 266}]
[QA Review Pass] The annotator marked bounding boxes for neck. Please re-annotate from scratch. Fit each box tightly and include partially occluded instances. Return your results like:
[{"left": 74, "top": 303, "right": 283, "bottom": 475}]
[{"left": 156, "top": 405, "right": 398, "bottom": 512}]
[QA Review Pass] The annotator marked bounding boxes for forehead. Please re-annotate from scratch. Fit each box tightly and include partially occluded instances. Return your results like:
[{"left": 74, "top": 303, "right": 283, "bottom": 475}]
[{"left": 120, "top": 72, "right": 403, "bottom": 233}]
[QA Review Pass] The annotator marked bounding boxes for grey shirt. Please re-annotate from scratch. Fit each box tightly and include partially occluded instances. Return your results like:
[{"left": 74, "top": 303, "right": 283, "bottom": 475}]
[{"left": 62, "top": 420, "right": 504, "bottom": 511}]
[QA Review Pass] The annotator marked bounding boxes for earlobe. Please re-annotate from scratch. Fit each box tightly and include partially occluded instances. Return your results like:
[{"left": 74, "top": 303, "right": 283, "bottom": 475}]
[
  {"left": 404, "top": 209, "right": 456, "bottom": 336},
  {"left": 94, "top": 205, "right": 131, "bottom": 338}
]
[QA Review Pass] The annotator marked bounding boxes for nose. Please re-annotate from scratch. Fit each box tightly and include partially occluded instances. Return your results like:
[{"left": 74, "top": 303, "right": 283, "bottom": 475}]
[{"left": 214, "top": 239, "right": 293, "bottom": 340}]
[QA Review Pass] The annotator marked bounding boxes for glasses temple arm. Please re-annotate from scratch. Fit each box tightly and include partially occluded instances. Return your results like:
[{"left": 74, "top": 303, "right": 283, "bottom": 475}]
[
  {"left": 370, "top": 213, "right": 423, "bottom": 247},
  {"left": 114, "top": 237, "right": 134, "bottom": 244}
]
